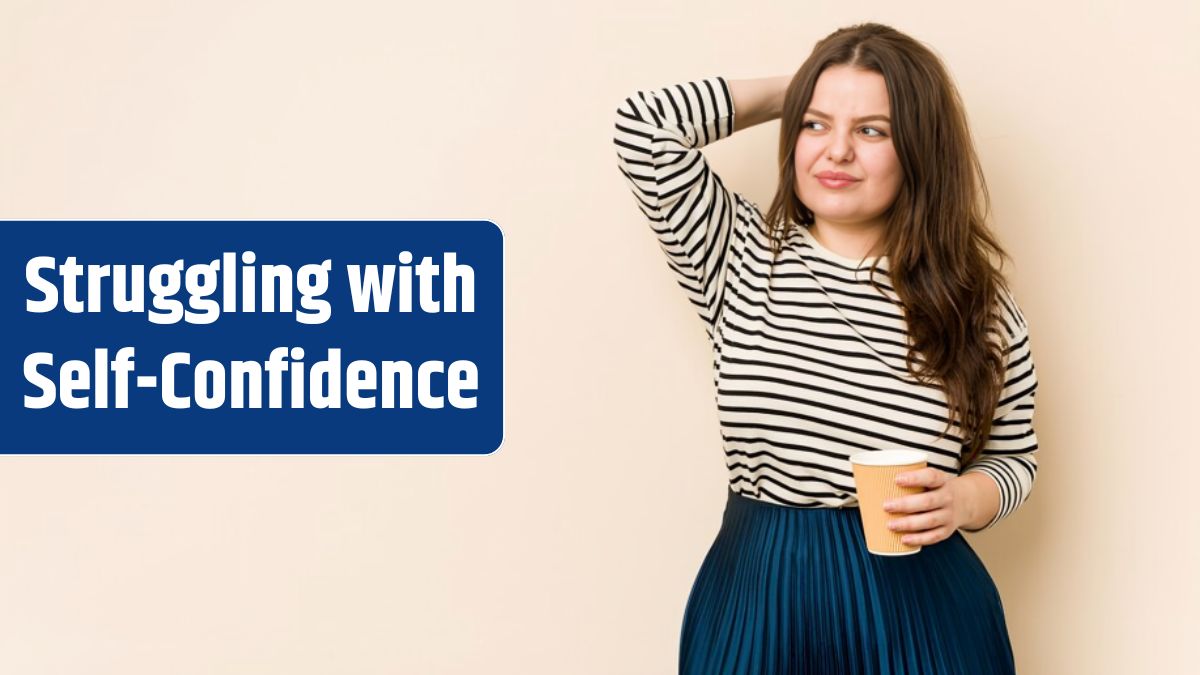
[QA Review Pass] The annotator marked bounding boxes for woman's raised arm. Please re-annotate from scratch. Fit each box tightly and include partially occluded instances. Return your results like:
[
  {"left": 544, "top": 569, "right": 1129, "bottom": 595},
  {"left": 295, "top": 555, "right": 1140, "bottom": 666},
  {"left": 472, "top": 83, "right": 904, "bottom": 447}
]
[
  {"left": 612, "top": 75, "right": 787, "bottom": 340},
  {"left": 730, "top": 75, "right": 789, "bottom": 132}
]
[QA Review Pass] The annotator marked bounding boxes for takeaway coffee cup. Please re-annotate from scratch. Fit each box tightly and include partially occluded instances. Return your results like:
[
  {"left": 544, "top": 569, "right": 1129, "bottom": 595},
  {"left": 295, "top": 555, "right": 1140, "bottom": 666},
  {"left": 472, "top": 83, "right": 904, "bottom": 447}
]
[{"left": 849, "top": 449, "right": 929, "bottom": 556}]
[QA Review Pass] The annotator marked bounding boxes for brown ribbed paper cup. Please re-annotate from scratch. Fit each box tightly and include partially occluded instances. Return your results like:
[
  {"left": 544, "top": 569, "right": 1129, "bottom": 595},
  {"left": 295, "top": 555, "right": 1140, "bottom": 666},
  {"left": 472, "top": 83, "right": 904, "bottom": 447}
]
[{"left": 849, "top": 450, "right": 929, "bottom": 556}]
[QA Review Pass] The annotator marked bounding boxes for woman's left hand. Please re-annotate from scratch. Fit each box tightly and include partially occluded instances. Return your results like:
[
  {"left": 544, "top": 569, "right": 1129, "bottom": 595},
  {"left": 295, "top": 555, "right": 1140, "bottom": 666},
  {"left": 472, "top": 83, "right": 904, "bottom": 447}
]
[{"left": 881, "top": 468, "right": 970, "bottom": 546}]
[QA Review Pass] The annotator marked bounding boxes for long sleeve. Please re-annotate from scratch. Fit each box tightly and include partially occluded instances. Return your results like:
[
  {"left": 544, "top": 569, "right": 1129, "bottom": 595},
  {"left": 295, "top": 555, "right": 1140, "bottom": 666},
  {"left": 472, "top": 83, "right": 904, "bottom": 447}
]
[
  {"left": 960, "top": 309, "right": 1040, "bottom": 532},
  {"left": 612, "top": 76, "right": 740, "bottom": 341}
]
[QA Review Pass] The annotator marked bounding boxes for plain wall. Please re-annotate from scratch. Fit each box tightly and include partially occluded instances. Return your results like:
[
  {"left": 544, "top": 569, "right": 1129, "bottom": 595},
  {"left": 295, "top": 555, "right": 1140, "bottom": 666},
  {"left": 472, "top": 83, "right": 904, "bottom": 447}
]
[{"left": 1, "top": 1, "right": 1196, "bottom": 672}]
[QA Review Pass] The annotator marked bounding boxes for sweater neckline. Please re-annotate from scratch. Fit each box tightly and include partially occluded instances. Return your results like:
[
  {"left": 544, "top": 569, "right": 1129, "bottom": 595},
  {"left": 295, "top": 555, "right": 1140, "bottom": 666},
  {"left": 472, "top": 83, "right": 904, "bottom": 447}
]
[{"left": 798, "top": 225, "right": 889, "bottom": 271}]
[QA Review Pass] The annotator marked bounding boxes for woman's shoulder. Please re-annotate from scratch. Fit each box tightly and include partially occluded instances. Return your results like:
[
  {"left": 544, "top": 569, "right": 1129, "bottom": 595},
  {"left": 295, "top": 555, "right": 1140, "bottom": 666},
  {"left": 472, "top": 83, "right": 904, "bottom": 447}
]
[
  {"left": 730, "top": 194, "right": 770, "bottom": 238},
  {"left": 992, "top": 281, "right": 1030, "bottom": 342}
]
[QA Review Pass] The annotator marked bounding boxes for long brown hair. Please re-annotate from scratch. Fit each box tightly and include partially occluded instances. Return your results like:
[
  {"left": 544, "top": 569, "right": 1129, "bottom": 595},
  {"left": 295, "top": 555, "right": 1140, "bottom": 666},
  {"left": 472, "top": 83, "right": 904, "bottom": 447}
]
[{"left": 763, "top": 22, "right": 1015, "bottom": 466}]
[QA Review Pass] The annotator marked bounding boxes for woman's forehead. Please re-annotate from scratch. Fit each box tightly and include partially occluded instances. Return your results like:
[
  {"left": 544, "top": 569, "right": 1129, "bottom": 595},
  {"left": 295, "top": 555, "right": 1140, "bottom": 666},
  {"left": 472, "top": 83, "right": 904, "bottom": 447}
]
[{"left": 807, "top": 66, "right": 891, "bottom": 118}]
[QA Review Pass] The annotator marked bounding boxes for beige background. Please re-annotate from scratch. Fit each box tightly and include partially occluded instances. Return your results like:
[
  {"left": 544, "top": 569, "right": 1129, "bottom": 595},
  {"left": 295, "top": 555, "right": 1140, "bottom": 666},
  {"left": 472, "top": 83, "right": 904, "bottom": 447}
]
[{"left": 1, "top": 1, "right": 1197, "bottom": 673}]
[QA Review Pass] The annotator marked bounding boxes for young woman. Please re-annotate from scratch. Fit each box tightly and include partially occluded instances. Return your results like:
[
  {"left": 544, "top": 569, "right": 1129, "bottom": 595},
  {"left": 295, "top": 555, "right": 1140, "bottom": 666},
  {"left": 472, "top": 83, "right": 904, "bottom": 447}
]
[{"left": 613, "top": 22, "right": 1039, "bottom": 675}]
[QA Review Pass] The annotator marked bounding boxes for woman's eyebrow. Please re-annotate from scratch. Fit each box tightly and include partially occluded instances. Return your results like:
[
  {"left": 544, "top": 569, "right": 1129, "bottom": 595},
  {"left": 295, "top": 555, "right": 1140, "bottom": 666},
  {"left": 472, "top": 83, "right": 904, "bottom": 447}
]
[{"left": 805, "top": 108, "right": 892, "bottom": 124}]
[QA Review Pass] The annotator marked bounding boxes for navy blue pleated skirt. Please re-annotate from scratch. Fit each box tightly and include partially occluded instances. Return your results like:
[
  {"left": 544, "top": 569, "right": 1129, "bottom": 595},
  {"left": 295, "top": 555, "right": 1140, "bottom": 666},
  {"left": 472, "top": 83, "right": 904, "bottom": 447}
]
[{"left": 679, "top": 487, "right": 1016, "bottom": 675}]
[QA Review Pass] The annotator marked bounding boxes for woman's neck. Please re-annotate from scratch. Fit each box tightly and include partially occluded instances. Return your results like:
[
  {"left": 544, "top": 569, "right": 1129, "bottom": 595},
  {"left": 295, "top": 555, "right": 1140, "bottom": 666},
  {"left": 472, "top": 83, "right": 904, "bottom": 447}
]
[{"left": 809, "top": 220, "right": 887, "bottom": 260}]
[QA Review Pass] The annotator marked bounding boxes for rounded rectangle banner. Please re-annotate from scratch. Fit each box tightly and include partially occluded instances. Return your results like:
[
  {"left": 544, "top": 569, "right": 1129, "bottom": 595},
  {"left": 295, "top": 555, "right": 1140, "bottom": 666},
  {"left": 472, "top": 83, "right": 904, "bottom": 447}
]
[{"left": 2, "top": 220, "right": 504, "bottom": 454}]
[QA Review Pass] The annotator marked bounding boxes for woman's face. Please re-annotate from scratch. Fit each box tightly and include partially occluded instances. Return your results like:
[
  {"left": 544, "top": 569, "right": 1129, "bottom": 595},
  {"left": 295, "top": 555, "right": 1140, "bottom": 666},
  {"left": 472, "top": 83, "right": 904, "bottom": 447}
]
[{"left": 794, "top": 65, "right": 903, "bottom": 230}]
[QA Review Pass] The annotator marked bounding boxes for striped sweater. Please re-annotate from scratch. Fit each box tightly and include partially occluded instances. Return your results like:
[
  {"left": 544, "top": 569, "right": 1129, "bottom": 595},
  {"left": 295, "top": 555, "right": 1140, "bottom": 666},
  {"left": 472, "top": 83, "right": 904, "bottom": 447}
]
[{"left": 612, "top": 75, "right": 1039, "bottom": 532}]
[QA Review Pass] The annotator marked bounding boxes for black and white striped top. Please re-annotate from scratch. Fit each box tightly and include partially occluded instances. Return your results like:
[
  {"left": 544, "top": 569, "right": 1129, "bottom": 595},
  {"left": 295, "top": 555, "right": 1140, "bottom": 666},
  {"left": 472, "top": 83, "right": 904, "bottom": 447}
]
[{"left": 613, "top": 75, "right": 1039, "bottom": 532}]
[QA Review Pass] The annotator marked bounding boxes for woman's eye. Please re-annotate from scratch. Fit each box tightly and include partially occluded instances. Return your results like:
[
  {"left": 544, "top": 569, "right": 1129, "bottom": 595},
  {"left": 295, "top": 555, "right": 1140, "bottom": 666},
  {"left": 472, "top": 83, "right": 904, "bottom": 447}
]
[{"left": 801, "top": 121, "right": 887, "bottom": 137}]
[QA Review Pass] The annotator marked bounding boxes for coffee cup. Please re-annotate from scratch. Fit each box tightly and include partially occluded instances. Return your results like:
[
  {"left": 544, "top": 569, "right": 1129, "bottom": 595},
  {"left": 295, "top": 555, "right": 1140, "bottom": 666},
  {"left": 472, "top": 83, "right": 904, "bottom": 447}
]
[{"left": 849, "top": 449, "right": 929, "bottom": 556}]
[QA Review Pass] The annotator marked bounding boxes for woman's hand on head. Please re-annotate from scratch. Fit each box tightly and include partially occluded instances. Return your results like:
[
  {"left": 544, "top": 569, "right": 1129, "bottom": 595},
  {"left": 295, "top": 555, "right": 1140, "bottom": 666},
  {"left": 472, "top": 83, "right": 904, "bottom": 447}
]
[{"left": 880, "top": 467, "right": 972, "bottom": 546}]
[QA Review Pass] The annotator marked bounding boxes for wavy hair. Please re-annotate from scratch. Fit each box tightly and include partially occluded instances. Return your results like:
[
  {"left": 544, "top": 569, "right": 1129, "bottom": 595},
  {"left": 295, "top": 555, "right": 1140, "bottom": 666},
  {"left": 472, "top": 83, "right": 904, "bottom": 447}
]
[{"left": 762, "top": 22, "right": 1015, "bottom": 466}]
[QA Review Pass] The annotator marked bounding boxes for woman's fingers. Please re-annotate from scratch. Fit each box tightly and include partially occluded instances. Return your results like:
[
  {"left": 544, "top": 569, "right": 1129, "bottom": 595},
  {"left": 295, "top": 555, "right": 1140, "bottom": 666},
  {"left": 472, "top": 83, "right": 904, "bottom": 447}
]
[
  {"left": 887, "top": 509, "right": 951, "bottom": 534},
  {"left": 883, "top": 484, "right": 952, "bottom": 513},
  {"left": 895, "top": 467, "right": 950, "bottom": 488},
  {"left": 899, "top": 527, "right": 952, "bottom": 546},
  {"left": 881, "top": 469, "right": 960, "bottom": 545}
]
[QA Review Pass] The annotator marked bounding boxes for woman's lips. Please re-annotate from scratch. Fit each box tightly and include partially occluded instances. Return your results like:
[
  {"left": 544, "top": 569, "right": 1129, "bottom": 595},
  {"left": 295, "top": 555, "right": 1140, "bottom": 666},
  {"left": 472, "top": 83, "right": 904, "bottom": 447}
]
[{"left": 817, "top": 176, "right": 859, "bottom": 188}]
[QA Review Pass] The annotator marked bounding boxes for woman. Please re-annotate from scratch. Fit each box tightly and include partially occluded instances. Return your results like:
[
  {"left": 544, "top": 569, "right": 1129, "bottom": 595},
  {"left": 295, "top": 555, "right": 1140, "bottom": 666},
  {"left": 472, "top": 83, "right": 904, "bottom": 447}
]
[{"left": 612, "top": 22, "right": 1039, "bottom": 675}]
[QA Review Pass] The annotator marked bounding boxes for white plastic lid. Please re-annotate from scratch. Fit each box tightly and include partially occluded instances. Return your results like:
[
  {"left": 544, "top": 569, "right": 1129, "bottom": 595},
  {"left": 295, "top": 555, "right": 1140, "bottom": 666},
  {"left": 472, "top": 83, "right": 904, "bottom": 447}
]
[{"left": 848, "top": 449, "right": 928, "bottom": 466}]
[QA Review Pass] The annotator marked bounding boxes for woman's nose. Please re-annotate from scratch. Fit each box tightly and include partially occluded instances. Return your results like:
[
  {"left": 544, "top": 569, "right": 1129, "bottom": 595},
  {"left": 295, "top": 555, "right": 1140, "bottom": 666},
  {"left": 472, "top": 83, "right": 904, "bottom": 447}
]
[{"left": 826, "top": 134, "right": 854, "bottom": 162}]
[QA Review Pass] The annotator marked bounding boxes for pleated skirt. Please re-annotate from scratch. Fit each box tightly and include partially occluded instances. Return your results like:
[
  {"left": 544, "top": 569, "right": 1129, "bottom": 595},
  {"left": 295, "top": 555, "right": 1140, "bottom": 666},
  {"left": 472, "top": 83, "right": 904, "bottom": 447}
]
[{"left": 679, "top": 487, "right": 1016, "bottom": 675}]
